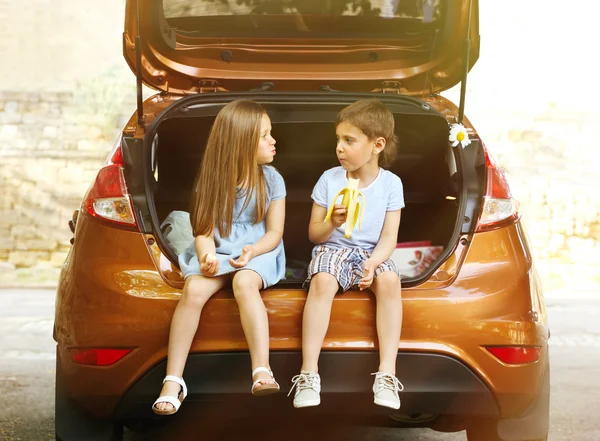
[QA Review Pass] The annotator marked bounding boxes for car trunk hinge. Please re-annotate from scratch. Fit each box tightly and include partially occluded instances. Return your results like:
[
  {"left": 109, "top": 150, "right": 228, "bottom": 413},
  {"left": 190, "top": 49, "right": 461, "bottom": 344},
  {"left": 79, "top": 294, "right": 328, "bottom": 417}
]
[
  {"left": 135, "top": 0, "right": 144, "bottom": 128},
  {"left": 199, "top": 79, "right": 221, "bottom": 93},
  {"left": 457, "top": 0, "right": 473, "bottom": 124},
  {"left": 381, "top": 81, "right": 402, "bottom": 94}
]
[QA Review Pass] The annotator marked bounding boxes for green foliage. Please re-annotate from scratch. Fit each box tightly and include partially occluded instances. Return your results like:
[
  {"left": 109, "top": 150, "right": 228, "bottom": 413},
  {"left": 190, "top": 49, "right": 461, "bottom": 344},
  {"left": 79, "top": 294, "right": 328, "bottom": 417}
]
[{"left": 66, "top": 67, "right": 137, "bottom": 141}]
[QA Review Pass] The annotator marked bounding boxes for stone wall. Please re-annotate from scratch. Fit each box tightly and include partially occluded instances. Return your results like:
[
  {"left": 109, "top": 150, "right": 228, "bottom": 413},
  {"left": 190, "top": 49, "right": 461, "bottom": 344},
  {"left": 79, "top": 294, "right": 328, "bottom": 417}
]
[
  {"left": 0, "top": 81, "right": 136, "bottom": 285},
  {"left": 0, "top": 0, "right": 135, "bottom": 285}
]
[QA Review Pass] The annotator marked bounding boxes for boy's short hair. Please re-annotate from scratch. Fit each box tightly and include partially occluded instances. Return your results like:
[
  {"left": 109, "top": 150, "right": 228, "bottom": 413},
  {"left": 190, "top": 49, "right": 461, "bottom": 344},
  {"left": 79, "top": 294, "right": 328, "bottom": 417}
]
[{"left": 336, "top": 99, "right": 398, "bottom": 167}]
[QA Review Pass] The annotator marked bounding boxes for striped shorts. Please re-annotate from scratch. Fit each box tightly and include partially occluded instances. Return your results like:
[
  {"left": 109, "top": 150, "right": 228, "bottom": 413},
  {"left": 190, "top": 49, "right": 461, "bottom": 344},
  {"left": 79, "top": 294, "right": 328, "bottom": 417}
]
[{"left": 303, "top": 245, "right": 401, "bottom": 292}]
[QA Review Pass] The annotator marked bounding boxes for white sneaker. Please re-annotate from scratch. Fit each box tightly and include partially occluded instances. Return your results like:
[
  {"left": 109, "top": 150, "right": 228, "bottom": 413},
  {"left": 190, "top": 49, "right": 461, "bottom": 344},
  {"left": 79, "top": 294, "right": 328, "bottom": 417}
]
[
  {"left": 288, "top": 371, "right": 321, "bottom": 408},
  {"left": 372, "top": 372, "right": 404, "bottom": 410}
]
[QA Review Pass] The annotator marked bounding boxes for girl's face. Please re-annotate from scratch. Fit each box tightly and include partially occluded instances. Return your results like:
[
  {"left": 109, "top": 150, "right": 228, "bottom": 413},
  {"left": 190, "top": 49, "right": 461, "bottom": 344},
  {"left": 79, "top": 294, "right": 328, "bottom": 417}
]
[{"left": 256, "top": 113, "right": 276, "bottom": 165}]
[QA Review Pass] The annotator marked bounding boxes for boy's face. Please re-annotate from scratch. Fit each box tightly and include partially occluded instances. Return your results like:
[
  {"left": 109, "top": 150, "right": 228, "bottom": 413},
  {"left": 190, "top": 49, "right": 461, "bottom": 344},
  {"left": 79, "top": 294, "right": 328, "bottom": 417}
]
[{"left": 335, "top": 122, "right": 385, "bottom": 171}]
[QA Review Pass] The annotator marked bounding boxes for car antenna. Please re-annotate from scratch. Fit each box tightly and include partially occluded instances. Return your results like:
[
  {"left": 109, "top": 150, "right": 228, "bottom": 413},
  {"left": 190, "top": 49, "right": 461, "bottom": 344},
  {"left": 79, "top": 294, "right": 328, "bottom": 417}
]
[
  {"left": 457, "top": 0, "right": 473, "bottom": 124},
  {"left": 135, "top": 0, "right": 144, "bottom": 128}
]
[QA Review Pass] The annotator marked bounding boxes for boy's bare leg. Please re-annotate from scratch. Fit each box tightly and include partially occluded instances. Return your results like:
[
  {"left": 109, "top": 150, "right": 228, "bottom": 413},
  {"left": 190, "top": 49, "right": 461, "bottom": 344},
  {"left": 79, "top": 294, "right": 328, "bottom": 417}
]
[
  {"left": 155, "top": 274, "right": 227, "bottom": 412},
  {"left": 301, "top": 272, "right": 339, "bottom": 373},
  {"left": 232, "top": 270, "right": 274, "bottom": 386},
  {"left": 371, "top": 271, "right": 402, "bottom": 374}
]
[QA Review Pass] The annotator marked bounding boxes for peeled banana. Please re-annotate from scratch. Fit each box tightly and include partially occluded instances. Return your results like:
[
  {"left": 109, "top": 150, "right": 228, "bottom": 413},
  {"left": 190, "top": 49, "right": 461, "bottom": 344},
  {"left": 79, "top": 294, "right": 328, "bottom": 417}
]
[{"left": 323, "top": 177, "right": 366, "bottom": 239}]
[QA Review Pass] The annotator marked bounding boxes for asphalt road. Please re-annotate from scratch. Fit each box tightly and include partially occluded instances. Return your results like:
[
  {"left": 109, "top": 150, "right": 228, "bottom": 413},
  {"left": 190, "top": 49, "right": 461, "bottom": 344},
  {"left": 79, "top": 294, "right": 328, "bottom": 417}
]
[{"left": 1, "top": 289, "right": 599, "bottom": 441}]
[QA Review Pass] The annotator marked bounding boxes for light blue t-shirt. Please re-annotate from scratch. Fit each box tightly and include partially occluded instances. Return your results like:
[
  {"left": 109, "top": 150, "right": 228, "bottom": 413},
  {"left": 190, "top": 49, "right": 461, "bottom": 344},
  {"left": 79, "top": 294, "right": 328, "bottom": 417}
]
[{"left": 311, "top": 166, "right": 405, "bottom": 252}]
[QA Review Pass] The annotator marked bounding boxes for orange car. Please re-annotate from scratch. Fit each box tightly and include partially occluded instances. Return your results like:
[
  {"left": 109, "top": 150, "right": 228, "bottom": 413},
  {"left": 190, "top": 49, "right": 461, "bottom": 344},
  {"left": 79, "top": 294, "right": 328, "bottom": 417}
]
[{"left": 54, "top": 1, "right": 549, "bottom": 440}]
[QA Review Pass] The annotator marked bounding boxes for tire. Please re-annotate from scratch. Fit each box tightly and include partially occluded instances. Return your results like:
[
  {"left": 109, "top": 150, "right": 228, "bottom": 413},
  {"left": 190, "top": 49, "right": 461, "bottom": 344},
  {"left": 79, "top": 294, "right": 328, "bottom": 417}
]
[
  {"left": 466, "top": 418, "right": 503, "bottom": 441},
  {"left": 55, "top": 349, "right": 123, "bottom": 441},
  {"left": 468, "top": 355, "right": 550, "bottom": 441},
  {"left": 123, "top": 418, "right": 169, "bottom": 435},
  {"left": 466, "top": 418, "right": 548, "bottom": 441}
]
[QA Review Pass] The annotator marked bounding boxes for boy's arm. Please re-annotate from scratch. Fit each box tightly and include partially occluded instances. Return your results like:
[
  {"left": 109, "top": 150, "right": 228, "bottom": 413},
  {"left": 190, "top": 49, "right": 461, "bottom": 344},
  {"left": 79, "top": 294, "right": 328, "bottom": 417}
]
[
  {"left": 358, "top": 209, "right": 401, "bottom": 290},
  {"left": 308, "top": 202, "right": 345, "bottom": 244},
  {"left": 369, "top": 209, "right": 402, "bottom": 265}
]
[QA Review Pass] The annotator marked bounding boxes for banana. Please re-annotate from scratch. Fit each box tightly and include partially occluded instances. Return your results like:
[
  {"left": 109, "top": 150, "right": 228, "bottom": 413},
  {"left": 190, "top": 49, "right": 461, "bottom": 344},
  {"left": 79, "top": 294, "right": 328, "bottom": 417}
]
[
  {"left": 206, "top": 253, "right": 218, "bottom": 263},
  {"left": 323, "top": 177, "right": 366, "bottom": 239}
]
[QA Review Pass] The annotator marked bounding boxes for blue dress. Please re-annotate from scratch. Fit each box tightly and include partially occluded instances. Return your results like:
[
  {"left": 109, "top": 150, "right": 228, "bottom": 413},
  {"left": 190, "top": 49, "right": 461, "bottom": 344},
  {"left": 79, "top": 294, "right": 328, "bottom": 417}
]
[{"left": 178, "top": 165, "right": 286, "bottom": 288}]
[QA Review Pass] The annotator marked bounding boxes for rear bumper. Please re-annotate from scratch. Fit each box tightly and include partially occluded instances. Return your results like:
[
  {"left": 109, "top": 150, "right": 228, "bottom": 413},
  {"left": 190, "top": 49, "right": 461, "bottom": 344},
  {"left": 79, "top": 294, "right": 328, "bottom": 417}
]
[{"left": 112, "top": 351, "right": 498, "bottom": 420}]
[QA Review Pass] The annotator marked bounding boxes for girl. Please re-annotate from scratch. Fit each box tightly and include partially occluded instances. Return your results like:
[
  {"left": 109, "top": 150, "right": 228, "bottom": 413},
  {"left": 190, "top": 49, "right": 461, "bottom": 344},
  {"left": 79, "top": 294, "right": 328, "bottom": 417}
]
[{"left": 153, "top": 100, "right": 286, "bottom": 415}]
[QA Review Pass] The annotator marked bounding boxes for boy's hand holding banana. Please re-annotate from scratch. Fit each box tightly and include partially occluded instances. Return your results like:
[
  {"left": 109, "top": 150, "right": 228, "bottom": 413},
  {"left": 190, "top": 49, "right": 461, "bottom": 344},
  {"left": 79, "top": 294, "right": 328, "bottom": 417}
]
[{"left": 323, "top": 178, "right": 366, "bottom": 239}]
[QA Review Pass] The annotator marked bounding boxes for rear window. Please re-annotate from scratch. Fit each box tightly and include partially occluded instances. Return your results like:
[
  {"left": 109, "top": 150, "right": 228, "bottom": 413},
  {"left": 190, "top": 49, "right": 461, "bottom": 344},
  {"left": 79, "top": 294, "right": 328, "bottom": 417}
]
[{"left": 162, "top": 0, "right": 450, "bottom": 39}]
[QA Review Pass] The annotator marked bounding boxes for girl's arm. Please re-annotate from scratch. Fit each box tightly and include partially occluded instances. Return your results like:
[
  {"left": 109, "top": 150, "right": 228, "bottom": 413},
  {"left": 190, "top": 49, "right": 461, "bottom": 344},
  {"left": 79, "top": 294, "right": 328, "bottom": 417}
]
[
  {"left": 358, "top": 209, "right": 402, "bottom": 290},
  {"left": 194, "top": 232, "right": 216, "bottom": 258},
  {"left": 253, "top": 198, "right": 286, "bottom": 255},
  {"left": 230, "top": 198, "right": 286, "bottom": 267},
  {"left": 195, "top": 232, "right": 219, "bottom": 276},
  {"left": 308, "top": 202, "right": 346, "bottom": 244}
]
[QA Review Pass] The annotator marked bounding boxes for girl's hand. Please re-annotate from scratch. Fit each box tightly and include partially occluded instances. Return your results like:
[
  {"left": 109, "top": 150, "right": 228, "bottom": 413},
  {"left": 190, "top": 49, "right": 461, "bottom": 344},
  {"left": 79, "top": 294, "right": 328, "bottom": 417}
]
[
  {"left": 358, "top": 259, "right": 376, "bottom": 291},
  {"left": 200, "top": 253, "right": 219, "bottom": 276},
  {"left": 229, "top": 246, "right": 256, "bottom": 268},
  {"left": 329, "top": 204, "right": 348, "bottom": 228}
]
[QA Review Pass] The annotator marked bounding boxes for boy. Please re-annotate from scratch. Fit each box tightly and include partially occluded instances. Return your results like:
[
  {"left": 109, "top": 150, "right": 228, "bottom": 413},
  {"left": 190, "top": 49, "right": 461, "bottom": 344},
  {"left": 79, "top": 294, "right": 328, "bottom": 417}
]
[{"left": 289, "top": 99, "right": 404, "bottom": 410}]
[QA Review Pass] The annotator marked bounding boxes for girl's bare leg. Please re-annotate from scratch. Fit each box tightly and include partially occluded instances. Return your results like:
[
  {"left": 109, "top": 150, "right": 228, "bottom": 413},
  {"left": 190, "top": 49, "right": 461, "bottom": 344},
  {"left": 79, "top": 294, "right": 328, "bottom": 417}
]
[
  {"left": 232, "top": 270, "right": 274, "bottom": 385},
  {"left": 155, "top": 274, "right": 227, "bottom": 412}
]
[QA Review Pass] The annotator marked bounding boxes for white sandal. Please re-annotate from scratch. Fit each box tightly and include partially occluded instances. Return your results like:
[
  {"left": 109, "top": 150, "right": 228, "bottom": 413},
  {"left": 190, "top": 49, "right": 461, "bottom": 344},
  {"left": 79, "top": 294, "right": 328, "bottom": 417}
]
[
  {"left": 251, "top": 367, "right": 280, "bottom": 396},
  {"left": 152, "top": 375, "right": 188, "bottom": 415}
]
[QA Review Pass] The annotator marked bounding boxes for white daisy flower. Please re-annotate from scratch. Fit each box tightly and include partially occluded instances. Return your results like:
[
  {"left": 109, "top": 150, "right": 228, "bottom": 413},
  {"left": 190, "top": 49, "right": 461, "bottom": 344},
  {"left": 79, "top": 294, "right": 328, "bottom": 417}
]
[{"left": 449, "top": 123, "right": 471, "bottom": 148}]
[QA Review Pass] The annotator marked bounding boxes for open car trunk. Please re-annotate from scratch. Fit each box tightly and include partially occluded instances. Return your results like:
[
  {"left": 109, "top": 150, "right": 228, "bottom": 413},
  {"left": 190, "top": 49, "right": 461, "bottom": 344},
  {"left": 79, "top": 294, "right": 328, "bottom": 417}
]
[{"left": 134, "top": 93, "right": 475, "bottom": 287}]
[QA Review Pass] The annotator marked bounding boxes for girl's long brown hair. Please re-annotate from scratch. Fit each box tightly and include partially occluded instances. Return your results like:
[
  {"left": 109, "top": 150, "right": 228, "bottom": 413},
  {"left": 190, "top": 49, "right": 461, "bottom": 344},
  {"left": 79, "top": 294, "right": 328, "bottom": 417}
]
[{"left": 190, "top": 100, "right": 267, "bottom": 238}]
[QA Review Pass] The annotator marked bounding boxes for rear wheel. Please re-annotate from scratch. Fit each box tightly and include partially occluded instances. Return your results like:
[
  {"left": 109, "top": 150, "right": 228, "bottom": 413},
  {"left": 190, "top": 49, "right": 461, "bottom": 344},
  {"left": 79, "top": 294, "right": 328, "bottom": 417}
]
[
  {"left": 123, "top": 418, "right": 169, "bottom": 435},
  {"left": 466, "top": 418, "right": 548, "bottom": 441},
  {"left": 468, "top": 355, "right": 550, "bottom": 441}
]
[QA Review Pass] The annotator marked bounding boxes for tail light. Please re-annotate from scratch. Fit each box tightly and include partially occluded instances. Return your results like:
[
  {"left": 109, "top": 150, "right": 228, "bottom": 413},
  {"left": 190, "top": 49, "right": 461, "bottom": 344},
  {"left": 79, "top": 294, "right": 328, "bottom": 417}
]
[
  {"left": 70, "top": 348, "right": 133, "bottom": 366},
  {"left": 83, "top": 137, "right": 138, "bottom": 229},
  {"left": 475, "top": 144, "right": 520, "bottom": 232},
  {"left": 486, "top": 346, "right": 541, "bottom": 365}
]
